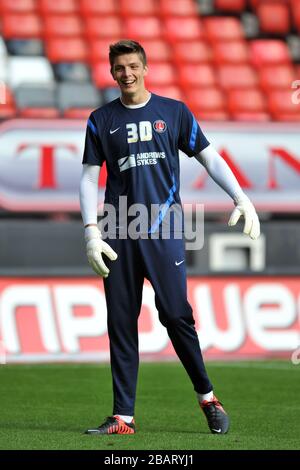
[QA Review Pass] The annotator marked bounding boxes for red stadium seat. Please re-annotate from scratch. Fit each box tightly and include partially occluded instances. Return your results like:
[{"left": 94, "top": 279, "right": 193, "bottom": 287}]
[
  {"left": 249, "top": 0, "right": 259, "bottom": 9},
  {"left": 124, "top": 17, "right": 162, "bottom": 39},
  {"left": 185, "top": 87, "right": 227, "bottom": 115},
  {"left": 257, "top": 2, "right": 290, "bottom": 35},
  {"left": 38, "top": 0, "right": 78, "bottom": 15},
  {"left": 145, "top": 63, "right": 176, "bottom": 86},
  {"left": 0, "top": 84, "right": 17, "bottom": 118},
  {"left": 79, "top": 0, "right": 119, "bottom": 16},
  {"left": 149, "top": 85, "right": 183, "bottom": 101},
  {"left": 164, "top": 17, "right": 204, "bottom": 42},
  {"left": 250, "top": 40, "right": 291, "bottom": 67},
  {"left": 179, "top": 64, "right": 216, "bottom": 88},
  {"left": 215, "top": 0, "right": 246, "bottom": 12},
  {"left": 63, "top": 108, "right": 94, "bottom": 119},
  {"left": 46, "top": 38, "right": 88, "bottom": 63},
  {"left": 295, "top": 64, "right": 300, "bottom": 78},
  {"left": 195, "top": 110, "right": 229, "bottom": 121},
  {"left": 0, "top": 0, "right": 36, "bottom": 13},
  {"left": 0, "top": 84, "right": 14, "bottom": 104},
  {"left": 259, "top": 65, "right": 296, "bottom": 91},
  {"left": 231, "top": 112, "right": 270, "bottom": 121},
  {"left": 291, "top": 0, "right": 300, "bottom": 33},
  {"left": 0, "top": 104, "right": 17, "bottom": 118},
  {"left": 268, "top": 90, "right": 300, "bottom": 121},
  {"left": 19, "top": 107, "right": 60, "bottom": 118},
  {"left": 139, "top": 40, "right": 172, "bottom": 63},
  {"left": 218, "top": 64, "right": 258, "bottom": 89},
  {"left": 249, "top": 0, "right": 291, "bottom": 9},
  {"left": 1, "top": 13, "right": 42, "bottom": 39},
  {"left": 92, "top": 62, "right": 116, "bottom": 88},
  {"left": 44, "top": 15, "right": 84, "bottom": 38},
  {"left": 120, "top": 0, "right": 156, "bottom": 16},
  {"left": 204, "top": 17, "right": 244, "bottom": 42},
  {"left": 158, "top": 0, "right": 198, "bottom": 17},
  {"left": 173, "top": 41, "right": 213, "bottom": 64},
  {"left": 85, "top": 17, "right": 123, "bottom": 39},
  {"left": 213, "top": 41, "right": 249, "bottom": 64},
  {"left": 89, "top": 38, "right": 120, "bottom": 64},
  {"left": 227, "top": 89, "right": 270, "bottom": 121}
]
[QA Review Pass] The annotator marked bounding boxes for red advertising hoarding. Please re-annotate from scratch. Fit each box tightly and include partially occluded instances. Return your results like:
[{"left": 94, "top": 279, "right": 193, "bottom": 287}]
[{"left": 0, "top": 277, "right": 299, "bottom": 363}]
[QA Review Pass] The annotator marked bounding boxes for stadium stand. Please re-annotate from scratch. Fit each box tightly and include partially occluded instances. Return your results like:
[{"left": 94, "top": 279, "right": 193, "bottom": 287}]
[{"left": 0, "top": 0, "right": 299, "bottom": 121}]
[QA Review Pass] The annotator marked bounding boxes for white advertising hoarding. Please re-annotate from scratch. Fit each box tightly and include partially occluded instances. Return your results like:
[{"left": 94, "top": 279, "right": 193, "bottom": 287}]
[{"left": 0, "top": 119, "right": 299, "bottom": 212}]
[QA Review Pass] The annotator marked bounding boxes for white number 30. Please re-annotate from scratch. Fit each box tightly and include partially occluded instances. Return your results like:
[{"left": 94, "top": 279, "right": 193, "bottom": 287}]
[{"left": 126, "top": 121, "right": 152, "bottom": 143}]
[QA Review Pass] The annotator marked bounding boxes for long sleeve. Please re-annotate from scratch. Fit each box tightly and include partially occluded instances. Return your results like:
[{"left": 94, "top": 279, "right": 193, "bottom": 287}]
[
  {"left": 195, "top": 144, "right": 245, "bottom": 202},
  {"left": 79, "top": 164, "right": 100, "bottom": 226}
]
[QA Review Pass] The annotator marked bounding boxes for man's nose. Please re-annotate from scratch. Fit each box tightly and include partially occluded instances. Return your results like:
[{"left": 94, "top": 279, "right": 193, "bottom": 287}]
[{"left": 122, "top": 67, "right": 132, "bottom": 76}]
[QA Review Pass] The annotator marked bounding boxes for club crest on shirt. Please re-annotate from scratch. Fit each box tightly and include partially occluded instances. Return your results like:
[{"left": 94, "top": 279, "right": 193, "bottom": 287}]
[{"left": 153, "top": 120, "right": 167, "bottom": 133}]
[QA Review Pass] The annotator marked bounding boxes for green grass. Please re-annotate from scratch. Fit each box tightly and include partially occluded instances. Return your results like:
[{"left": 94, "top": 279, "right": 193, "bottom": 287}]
[{"left": 0, "top": 361, "right": 299, "bottom": 450}]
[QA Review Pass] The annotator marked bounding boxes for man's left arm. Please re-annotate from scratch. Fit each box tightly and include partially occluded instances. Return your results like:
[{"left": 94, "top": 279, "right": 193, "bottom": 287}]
[{"left": 195, "top": 144, "right": 260, "bottom": 240}]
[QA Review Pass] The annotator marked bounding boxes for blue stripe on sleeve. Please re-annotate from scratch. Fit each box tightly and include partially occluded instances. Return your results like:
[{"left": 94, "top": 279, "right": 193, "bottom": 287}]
[
  {"left": 189, "top": 115, "right": 198, "bottom": 150},
  {"left": 87, "top": 118, "right": 97, "bottom": 135}
]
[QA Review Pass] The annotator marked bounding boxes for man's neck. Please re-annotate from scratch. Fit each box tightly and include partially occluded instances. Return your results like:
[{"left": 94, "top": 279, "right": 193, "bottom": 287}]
[{"left": 121, "top": 89, "right": 150, "bottom": 106}]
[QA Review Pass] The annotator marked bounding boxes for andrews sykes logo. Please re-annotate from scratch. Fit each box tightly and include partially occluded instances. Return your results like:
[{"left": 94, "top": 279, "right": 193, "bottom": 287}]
[
  {"left": 153, "top": 120, "right": 167, "bottom": 133},
  {"left": 118, "top": 152, "right": 166, "bottom": 172},
  {"left": 118, "top": 155, "right": 136, "bottom": 172}
]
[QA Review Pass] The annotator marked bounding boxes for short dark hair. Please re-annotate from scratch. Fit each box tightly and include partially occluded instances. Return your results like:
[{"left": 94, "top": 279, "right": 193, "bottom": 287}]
[{"left": 109, "top": 40, "right": 147, "bottom": 70}]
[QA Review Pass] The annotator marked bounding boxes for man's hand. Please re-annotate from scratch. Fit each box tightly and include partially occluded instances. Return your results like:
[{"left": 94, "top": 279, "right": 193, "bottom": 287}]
[
  {"left": 228, "top": 194, "right": 260, "bottom": 240},
  {"left": 85, "top": 226, "right": 117, "bottom": 278}
]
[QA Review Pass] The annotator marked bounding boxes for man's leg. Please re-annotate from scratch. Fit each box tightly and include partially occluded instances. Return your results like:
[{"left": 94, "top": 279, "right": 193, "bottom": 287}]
[
  {"left": 104, "top": 238, "right": 144, "bottom": 417},
  {"left": 139, "top": 237, "right": 229, "bottom": 434},
  {"left": 139, "top": 237, "right": 212, "bottom": 394}
]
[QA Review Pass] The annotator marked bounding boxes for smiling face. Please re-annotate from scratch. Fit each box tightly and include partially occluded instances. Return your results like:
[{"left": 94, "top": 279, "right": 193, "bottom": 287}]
[{"left": 111, "top": 52, "right": 149, "bottom": 104}]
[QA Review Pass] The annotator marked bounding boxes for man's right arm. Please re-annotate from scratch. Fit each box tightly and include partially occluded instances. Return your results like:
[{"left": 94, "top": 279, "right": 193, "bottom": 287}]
[
  {"left": 79, "top": 164, "right": 99, "bottom": 227},
  {"left": 79, "top": 164, "right": 117, "bottom": 278}
]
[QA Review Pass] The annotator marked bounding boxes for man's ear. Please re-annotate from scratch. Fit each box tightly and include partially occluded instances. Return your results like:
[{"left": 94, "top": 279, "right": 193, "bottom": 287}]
[{"left": 143, "top": 65, "right": 148, "bottom": 77}]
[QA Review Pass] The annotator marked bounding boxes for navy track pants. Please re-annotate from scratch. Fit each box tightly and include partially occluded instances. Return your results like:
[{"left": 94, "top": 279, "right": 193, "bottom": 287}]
[{"left": 103, "top": 237, "right": 212, "bottom": 416}]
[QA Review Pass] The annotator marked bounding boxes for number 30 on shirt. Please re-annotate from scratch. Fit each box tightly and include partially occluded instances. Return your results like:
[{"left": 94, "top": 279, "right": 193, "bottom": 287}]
[{"left": 126, "top": 121, "right": 153, "bottom": 143}]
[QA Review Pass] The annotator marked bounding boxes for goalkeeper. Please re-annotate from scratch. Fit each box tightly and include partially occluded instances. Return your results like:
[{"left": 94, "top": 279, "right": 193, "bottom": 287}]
[{"left": 80, "top": 40, "right": 260, "bottom": 436}]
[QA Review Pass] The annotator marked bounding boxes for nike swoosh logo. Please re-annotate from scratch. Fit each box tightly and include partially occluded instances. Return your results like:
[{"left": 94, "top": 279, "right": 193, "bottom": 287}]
[
  {"left": 212, "top": 429, "right": 222, "bottom": 433},
  {"left": 110, "top": 127, "right": 120, "bottom": 134},
  {"left": 175, "top": 260, "right": 184, "bottom": 266}
]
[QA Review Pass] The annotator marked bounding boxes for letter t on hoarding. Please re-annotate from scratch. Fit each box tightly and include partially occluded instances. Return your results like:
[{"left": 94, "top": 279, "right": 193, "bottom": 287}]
[{"left": 16, "top": 143, "right": 78, "bottom": 189}]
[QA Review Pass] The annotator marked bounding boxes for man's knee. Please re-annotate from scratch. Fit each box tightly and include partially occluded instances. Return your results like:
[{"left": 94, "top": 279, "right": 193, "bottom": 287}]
[{"left": 158, "top": 308, "right": 194, "bottom": 330}]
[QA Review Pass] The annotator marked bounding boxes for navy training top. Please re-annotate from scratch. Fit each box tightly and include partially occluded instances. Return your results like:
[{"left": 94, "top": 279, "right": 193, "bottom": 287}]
[{"left": 82, "top": 93, "right": 209, "bottom": 234}]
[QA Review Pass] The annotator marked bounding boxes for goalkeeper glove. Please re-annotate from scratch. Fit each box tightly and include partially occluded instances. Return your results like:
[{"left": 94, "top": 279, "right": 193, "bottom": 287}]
[
  {"left": 228, "top": 194, "right": 260, "bottom": 240},
  {"left": 85, "top": 226, "right": 117, "bottom": 278}
]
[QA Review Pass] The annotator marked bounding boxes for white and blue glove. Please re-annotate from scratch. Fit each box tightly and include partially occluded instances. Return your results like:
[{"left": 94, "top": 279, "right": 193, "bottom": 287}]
[
  {"left": 228, "top": 194, "right": 260, "bottom": 240},
  {"left": 85, "top": 226, "right": 117, "bottom": 278}
]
